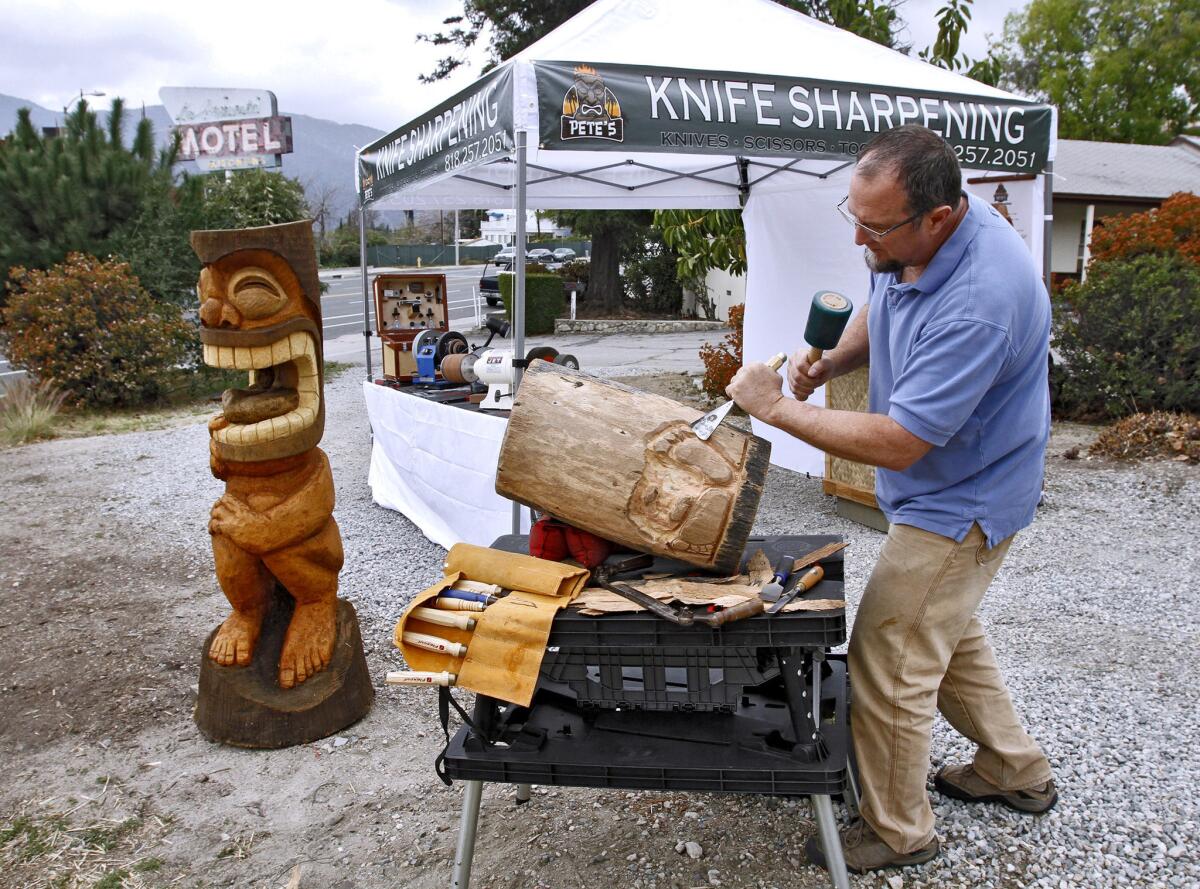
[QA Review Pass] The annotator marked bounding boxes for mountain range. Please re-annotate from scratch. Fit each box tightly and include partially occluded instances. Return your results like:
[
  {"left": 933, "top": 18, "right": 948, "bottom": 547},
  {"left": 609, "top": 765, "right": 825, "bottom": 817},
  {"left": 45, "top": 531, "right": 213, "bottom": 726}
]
[{"left": 1, "top": 93, "right": 386, "bottom": 225}]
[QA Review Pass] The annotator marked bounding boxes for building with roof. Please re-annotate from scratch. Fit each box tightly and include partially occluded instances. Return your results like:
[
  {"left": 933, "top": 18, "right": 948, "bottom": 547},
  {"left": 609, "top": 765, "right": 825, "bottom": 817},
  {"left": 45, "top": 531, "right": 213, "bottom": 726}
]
[{"left": 1050, "top": 138, "right": 1200, "bottom": 283}]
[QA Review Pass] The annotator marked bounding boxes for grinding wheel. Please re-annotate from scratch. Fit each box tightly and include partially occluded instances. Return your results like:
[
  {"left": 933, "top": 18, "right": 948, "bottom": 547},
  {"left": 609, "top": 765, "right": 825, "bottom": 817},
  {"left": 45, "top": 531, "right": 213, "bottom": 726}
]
[
  {"left": 437, "top": 330, "right": 469, "bottom": 362},
  {"left": 441, "top": 352, "right": 473, "bottom": 384},
  {"left": 552, "top": 353, "right": 580, "bottom": 370},
  {"left": 526, "top": 346, "right": 559, "bottom": 365}
]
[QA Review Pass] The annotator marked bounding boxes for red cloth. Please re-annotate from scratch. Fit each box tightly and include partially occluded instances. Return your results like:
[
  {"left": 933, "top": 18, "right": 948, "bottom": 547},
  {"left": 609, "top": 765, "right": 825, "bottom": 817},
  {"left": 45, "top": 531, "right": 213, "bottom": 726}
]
[
  {"left": 564, "top": 525, "right": 612, "bottom": 568},
  {"left": 529, "top": 517, "right": 569, "bottom": 561},
  {"left": 529, "top": 517, "right": 613, "bottom": 569}
]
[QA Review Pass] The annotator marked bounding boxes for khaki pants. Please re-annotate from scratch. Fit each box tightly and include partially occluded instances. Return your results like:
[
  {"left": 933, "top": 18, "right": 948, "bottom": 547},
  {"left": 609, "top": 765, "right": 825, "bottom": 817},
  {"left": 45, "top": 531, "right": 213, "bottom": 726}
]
[{"left": 848, "top": 522, "right": 1052, "bottom": 853}]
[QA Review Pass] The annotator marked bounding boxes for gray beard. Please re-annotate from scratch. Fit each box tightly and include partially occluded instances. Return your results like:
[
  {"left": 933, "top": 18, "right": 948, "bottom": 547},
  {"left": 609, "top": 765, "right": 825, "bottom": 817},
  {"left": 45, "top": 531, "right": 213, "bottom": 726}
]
[{"left": 864, "top": 247, "right": 904, "bottom": 275}]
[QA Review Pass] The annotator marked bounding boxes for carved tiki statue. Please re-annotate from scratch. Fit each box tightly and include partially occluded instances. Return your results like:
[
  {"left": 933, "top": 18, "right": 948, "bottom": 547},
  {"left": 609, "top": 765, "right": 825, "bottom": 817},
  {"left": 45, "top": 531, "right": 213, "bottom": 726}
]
[{"left": 193, "top": 220, "right": 341, "bottom": 689}]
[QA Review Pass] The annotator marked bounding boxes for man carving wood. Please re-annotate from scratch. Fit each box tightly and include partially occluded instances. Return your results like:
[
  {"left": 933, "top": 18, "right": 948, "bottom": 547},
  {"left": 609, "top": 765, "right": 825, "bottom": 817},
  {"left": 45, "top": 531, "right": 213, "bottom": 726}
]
[
  {"left": 728, "top": 126, "right": 1056, "bottom": 874},
  {"left": 194, "top": 220, "right": 341, "bottom": 689}
]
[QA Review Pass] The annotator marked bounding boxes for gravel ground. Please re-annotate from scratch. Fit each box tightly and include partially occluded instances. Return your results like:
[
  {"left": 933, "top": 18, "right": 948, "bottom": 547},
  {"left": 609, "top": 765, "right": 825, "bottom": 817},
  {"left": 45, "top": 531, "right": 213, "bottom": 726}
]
[{"left": 1, "top": 365, "right": 1198, "bottom": 889}]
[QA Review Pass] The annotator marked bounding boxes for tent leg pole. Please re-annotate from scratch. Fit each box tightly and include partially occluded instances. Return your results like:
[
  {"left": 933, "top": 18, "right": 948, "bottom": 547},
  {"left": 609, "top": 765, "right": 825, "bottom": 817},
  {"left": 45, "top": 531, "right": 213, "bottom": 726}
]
[
  {"left": 360, "top": 206, "right": 372, "bottom": 381},
  {"left": 511, "top": 130, "right": 528, "bottom": 536},
  {"left": 1042, "top": 160, "right": 1054, "bottom": 294}
]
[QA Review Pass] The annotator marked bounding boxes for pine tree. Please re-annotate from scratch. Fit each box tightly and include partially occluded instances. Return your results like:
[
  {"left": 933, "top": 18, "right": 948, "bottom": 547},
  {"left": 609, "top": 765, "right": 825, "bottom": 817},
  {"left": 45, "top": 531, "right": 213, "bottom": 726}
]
[{"left": 0, "top": 99, "right": 197, "bottom": 307}]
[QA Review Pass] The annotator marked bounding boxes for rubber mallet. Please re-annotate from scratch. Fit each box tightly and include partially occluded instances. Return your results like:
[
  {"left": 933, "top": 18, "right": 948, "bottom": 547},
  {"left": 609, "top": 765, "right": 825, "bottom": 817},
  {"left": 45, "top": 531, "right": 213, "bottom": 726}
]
[{"left": 803, "top": 290, "right": 854, "bottom": 364}]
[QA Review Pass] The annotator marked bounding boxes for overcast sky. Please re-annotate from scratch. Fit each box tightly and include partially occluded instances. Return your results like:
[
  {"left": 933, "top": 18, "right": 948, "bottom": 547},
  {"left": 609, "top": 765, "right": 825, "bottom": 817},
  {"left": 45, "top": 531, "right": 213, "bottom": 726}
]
[{"left": 1, "top": 0, "right": 1025, "bottom": 133}]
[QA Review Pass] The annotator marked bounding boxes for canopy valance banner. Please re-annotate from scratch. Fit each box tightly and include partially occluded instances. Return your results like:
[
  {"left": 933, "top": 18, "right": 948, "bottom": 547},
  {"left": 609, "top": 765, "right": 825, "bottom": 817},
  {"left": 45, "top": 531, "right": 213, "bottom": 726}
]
[
  {"left": 357, "top": 64, "right": 515, "bottom": 204},
  {"left": 534, "top": 60, "right": 1053, "bottom": 174}
]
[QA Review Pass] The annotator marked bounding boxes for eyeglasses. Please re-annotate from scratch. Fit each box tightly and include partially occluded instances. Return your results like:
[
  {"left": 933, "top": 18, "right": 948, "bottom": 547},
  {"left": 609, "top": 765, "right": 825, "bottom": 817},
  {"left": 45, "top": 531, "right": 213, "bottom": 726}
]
[{"left": 836, "top": 196, "right": 923, "bottom": 240}]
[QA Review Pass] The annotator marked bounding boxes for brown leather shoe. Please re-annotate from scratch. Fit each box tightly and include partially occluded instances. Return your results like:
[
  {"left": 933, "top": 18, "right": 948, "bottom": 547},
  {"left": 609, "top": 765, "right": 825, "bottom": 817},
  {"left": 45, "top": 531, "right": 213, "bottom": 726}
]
[
  {"left": 805, "top": 819, "right": 939, "bottom": 874},
  {"left": 935, "top": 763, "right": 1058, "bottom": 814}
]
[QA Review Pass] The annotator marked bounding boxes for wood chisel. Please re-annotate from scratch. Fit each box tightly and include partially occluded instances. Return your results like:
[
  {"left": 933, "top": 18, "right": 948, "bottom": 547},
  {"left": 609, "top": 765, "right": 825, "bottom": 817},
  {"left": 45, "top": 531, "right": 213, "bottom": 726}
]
[
  {"left": 440, "top": 588, "right": 497, "bottom": 606},
  {"left": 759, "top": 555, "right": 795, "bottom": 603},
  {"left": 433, "top": 597, "right": 487, "bottom": 612},
  {"left": 690, "top": 352, "right": 787, "bottom": 441},
  {"left": 386, "top": 670, "right": 457, "bottom": 687},
  {"left": 766, "top": 564, "right": 825, "bottom": 614},
  {"left": 411, "top": 606, "right": 476, "bottom": 631},
  {"left": 402, "top": 631, "right": 468, "bottom": 658}
]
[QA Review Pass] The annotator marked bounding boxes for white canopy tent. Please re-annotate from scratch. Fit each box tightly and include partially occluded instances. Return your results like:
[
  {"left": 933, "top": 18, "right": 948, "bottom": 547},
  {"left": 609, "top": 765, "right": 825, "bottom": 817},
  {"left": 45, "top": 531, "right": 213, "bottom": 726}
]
[
  {"left": 355, "top": 0, "right": 1056, "bottom": 488},
  {"left": 355, "top": 7, "right": 1056, "bottom": 884}
]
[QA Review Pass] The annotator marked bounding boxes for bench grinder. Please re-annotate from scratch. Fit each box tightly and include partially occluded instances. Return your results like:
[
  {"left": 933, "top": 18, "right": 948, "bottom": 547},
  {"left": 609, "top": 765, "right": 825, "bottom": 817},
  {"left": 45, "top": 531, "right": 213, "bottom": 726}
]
[{"left": 441, "top": 320, "right": 579, "bottom": 410}]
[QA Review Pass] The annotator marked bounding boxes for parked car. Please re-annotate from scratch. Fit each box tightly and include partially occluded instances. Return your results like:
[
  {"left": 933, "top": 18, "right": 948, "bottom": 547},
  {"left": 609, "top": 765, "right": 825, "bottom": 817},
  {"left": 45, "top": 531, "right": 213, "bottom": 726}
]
[
  {"left": 493, "top": 247, "right": 516, "bottom": 269},
  {"left": 479, "top": 259, "right": 505, "bottom": 306},
  {"left": 552, "top": 247, "right": 577, "bottom": 262},
  {"left": 526, "top": 247, "right": 555, "bottom": 264}
]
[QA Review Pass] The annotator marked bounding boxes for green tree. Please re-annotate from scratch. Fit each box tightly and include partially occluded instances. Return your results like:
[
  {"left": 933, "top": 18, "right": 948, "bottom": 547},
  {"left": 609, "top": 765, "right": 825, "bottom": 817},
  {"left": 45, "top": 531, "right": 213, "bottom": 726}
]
[
  {"left": 996, "top": 0, "right": 1200, "bottom": 143},
  {"left": 198, "top": 169, "right": 311, "bottom": 229},
  {"left": 0, "top": 99, "right": 195, "bottom": 306},
  {"left": 554, "top": 210, "right": 653, "bottom": 312}
]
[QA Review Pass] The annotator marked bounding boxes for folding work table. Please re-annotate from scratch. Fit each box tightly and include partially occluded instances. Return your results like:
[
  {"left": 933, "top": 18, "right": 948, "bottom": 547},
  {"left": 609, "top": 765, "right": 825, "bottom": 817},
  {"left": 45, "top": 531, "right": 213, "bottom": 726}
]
[{"left": 439, "top": 534, "right": 858, "bottom": 889}]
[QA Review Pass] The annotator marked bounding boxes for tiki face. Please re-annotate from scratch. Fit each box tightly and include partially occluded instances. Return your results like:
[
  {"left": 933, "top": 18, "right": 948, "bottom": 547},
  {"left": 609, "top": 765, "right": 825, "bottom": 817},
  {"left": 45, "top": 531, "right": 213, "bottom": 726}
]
[
  {"left": 573, "top": 74, "right": 609, "bottom": 119},
  {"left": 628, "top": 422, "right": 738, "bottom": 559},
  {"left": 193, "top": 223, "right": 324, "bottom": 463}
]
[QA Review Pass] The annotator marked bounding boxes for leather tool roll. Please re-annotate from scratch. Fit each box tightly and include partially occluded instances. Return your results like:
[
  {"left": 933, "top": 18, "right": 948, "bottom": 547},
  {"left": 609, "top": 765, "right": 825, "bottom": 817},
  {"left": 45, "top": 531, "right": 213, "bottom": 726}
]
[{"left": 394, "top": 544, "right": 589, "bottom": 706}]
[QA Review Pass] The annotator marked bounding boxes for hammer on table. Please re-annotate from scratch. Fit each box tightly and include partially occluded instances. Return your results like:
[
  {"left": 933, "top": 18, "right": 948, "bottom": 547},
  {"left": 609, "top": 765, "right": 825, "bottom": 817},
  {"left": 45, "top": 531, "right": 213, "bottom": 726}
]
[{"left": 801, "top": 290, "right": 854, "bottom": 371}]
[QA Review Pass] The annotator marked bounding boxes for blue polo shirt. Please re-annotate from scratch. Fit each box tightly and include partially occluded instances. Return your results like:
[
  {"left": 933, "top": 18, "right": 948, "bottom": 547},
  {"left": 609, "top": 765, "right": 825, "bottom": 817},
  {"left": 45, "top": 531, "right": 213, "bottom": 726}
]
[{"left": 867, "top": 195, "right": 1050, "bottom": 547}]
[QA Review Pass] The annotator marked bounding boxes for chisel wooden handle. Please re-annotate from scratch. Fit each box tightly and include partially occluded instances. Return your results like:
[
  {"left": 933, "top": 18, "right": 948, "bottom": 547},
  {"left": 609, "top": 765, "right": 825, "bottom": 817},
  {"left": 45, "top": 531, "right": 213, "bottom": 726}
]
[
  {"left": 766, "top": 352, "right": 787, "bottom": 371},
  {"left": 704, "top": 596, "right": 765, "bottom": 627},
  {"left": 433, "top": 597, "right": 487, "bottom": 612},
  {"left": 386, "top": 670, "right": 457, "bottom": 687},
  {"left": 452, "top": 580, "right": 503, "bottom": 596},
  {"left": 411, "top": 606, "right": 476, "bottom": 631},
  {"left": 402, "top": 631, "right": 468, "bottom": 658}
]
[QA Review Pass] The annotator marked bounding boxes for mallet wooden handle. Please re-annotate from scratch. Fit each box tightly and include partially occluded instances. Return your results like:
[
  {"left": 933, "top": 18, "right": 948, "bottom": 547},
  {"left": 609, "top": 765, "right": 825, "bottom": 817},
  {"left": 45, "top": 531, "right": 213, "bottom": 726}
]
[{"left": 806, "top": 345, "right": 824, "bottom": 365}]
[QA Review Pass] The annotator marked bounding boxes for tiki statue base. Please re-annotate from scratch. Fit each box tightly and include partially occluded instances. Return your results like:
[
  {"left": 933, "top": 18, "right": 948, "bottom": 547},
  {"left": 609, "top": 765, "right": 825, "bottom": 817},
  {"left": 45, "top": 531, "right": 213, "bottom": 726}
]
[{"left": 194, "top": 589, "right": 374, "bottom": 748}]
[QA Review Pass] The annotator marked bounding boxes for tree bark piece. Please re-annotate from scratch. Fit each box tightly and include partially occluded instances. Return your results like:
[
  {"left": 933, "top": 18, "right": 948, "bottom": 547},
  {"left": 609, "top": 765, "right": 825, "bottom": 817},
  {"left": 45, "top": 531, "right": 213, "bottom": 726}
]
[
  {"left": 496, "top": 361, "right": 771, "bottom": 573},
  {"left": 194, "top": 587, "right": 374, "bottom": 749}
]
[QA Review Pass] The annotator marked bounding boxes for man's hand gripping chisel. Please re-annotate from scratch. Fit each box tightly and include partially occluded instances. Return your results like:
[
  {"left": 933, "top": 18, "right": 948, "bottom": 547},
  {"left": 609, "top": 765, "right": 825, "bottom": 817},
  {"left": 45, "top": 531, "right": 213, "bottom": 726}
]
[{"left": 690, "top": 353, "right": 787, "bottom": 441}]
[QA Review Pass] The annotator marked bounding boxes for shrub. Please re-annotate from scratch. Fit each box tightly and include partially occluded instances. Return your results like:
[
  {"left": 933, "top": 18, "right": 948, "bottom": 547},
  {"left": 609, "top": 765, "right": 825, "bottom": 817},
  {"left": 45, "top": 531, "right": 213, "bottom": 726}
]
[
  {"left": 623, "top": 234, "right": 683, "bottom": 315},
  {"left": 1052, "top": 253, "right": 1199, "bottom": 418},
  {"left": 500, "top": 272, "right": 565, "bottom": 335},
  {"left": 698, "top": 303, "right": 745, "bottom": 398},
  {"left": 1088, "top": 192, "right": 1200, "bottom": 266},
  {"left": 0, "top": 377, "right": 66, "bottom": 445},
  {"left": 557, "top": 259, "right": 591, "bottom": 291},
  {"left": 0, "top": 254, "right": 193, "bottom": 408}
]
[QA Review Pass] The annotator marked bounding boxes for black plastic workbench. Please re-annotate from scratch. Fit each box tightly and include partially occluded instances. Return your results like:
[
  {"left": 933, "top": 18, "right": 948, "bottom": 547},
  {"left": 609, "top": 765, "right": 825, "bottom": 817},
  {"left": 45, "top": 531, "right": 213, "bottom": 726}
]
[{"left": 440, "top": 535, "right": 857, "bottom": 889}]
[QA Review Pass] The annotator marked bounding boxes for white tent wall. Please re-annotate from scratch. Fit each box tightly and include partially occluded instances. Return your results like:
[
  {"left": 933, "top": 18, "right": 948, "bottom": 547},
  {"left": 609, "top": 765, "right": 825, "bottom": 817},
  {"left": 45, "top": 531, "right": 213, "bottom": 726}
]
[
  {"left": 742, "top": 172, "right": 1046, "bottom": 477},
  {"left": 742, "top": 171, "right": 860, "bottom": 477}
]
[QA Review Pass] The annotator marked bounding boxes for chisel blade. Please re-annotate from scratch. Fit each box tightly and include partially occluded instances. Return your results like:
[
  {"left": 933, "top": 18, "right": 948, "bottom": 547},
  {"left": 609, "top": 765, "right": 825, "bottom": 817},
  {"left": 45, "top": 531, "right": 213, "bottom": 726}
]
[
  {"left": 690, "top": 400, "right": 735, "bottom": 441},
  {"left": 689, "top": 352, "right": 787, "bottom": 441}
]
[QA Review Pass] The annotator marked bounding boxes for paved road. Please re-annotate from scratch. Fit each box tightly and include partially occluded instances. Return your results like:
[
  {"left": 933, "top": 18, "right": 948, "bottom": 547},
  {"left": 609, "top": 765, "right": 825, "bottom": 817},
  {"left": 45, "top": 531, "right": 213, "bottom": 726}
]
[
  {"left": 0, "top": 354, "right": 20, "bottom": 386},
  {"left": 320, "top": 264, "right": 498, "bottom": 343},
  {"left": 0, "top": 265, "right": 497, "bottom": 388}
]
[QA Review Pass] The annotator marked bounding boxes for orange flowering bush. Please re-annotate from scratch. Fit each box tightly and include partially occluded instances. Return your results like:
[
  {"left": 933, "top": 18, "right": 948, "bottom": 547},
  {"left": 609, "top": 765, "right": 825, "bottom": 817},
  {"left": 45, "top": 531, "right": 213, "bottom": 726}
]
[
  {"left": 699, "top": 303, "right": 744, "bottom": 398},
  {"left": 1088, "top": 192, "right": 1200, "bottom": 266},
  {"left": 1, "top": 254, "right": 192, "bottom": 408}
]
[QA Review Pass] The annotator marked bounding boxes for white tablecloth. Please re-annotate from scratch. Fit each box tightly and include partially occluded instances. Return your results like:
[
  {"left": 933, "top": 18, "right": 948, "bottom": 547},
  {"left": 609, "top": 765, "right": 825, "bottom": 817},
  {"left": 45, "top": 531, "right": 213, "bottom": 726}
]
[{"left": 363, "top": 381, "right": 530, "bottom": 549}]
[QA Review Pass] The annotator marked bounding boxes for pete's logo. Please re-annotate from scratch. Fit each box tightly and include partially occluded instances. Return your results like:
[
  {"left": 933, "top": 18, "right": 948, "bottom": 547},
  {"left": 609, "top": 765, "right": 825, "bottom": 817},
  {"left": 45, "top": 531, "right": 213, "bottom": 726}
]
[{"left": 560, "top": 65, "right": 624, "bottom": 142}]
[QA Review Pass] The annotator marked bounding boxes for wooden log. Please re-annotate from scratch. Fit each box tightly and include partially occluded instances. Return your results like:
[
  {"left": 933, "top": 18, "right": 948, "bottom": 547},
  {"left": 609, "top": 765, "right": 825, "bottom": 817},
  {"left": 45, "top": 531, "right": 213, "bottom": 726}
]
[
  {"left": 496, "top": 361, "right": 772, "bottom": 573},
  {"left": 194, "top": 587, "right": 374, "bottom": 749}
]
